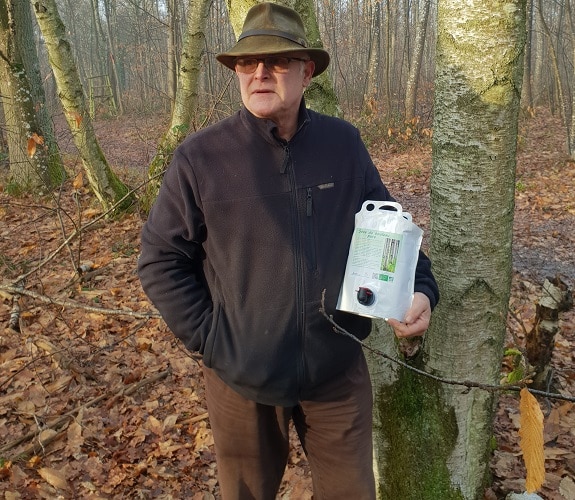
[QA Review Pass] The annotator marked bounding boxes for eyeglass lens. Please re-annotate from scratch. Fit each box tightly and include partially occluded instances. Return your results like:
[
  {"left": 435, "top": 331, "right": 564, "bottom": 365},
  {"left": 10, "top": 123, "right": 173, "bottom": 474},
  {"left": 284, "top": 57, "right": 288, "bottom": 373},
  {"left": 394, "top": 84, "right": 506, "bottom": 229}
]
[{"left": 235, "top": 57, "right": 304, "bottom": 74}]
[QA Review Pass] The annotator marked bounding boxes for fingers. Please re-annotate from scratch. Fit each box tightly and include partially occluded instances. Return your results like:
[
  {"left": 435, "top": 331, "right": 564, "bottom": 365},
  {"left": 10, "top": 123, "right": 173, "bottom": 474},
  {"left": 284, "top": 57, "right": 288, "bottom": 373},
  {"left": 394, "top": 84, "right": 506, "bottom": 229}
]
[{"left": 386, "top": 292, "right": 431, "bottom": 338}]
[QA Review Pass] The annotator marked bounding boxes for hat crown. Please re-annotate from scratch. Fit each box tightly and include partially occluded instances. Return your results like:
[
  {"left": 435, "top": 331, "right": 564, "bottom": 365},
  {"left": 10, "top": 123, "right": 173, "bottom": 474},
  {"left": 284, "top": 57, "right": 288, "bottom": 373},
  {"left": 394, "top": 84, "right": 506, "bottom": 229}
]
[
  {"left": 215, "top": 2, "right": 330, "bottom": 77},
  {"left": 239, "top": 3, "right": 308, "bottom": 47}
]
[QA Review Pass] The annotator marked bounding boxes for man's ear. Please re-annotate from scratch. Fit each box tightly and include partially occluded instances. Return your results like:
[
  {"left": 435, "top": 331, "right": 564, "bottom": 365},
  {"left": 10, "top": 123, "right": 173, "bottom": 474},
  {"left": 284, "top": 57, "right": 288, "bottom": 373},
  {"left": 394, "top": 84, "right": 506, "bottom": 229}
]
[{"left": 303, "top": 61, "right": 315, "bottom": 86}]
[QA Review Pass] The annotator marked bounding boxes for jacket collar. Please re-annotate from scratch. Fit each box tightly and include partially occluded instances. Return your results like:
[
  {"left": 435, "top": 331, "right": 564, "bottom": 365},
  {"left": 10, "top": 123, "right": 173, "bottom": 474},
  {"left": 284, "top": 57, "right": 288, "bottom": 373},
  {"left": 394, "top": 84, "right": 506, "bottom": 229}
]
[{"left": 240, "top": 98, "right": 311, "bottom": 145}]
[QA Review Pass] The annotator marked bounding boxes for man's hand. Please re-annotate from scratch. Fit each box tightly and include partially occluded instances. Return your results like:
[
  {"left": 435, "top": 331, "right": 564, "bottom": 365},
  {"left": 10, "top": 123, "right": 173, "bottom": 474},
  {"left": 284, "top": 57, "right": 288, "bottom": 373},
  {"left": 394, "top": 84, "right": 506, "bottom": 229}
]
[{"left": 386, "top": 292, "right": 431, "bottom": 338}]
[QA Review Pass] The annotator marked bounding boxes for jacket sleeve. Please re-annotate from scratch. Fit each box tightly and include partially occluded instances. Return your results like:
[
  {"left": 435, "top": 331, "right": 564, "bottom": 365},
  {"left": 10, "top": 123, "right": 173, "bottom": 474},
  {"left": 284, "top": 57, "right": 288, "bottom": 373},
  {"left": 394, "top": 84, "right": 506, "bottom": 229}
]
[
  {"left": 357, "top": 133, "right": 440, "bottom": 310},
  {"left": 137, "top": 149, "right": 213, "bottom": 352}
]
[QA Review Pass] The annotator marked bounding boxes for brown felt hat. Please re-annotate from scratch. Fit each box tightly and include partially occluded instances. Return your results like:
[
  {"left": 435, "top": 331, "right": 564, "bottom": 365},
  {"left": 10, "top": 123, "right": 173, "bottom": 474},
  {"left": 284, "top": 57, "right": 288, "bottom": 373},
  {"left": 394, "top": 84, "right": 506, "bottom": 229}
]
[{"left": 216, "top": 3, "right": 330, "bottom": 77}]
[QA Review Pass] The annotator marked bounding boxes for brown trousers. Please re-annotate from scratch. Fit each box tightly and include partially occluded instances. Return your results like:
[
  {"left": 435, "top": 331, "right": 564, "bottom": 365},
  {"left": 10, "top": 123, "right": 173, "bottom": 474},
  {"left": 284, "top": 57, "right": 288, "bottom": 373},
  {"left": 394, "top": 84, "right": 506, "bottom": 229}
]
[{"left": 203, "top": 352, "right": 375, "bottom": 500}]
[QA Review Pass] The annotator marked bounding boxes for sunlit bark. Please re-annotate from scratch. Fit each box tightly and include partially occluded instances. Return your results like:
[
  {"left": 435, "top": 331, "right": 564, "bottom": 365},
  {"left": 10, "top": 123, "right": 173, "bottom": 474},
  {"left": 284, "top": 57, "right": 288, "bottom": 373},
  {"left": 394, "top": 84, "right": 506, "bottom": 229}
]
[
  {"left": 367, "top": 1, "right": 526, "bottom": 497},
  {"left": 0, "top": 0, "right": 65, "bottom": 191},
  {"left": 32, "top": 0, "right": 133, "bottom": 212}
]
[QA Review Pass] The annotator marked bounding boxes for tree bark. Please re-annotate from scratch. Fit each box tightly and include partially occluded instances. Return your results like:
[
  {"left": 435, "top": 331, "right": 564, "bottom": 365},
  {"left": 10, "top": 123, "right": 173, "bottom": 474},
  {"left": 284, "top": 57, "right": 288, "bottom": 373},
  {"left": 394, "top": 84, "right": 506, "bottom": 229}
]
[
  {"left": 521, "top": 0, "right": 534, "bottom": 110},
  {"left": 537, "top": 0, "right": 572, "bottom": 156},
  {"left": 367, "top": 1, "right": 526, "bottom": 498},
  {"left": 525, "top": 277, "right": 573, "bottom": 389},
  {"left": 31, "top": 0, "right": 133, "bottom": 213},
  {"left": 363, "top": 0, "right": 382, "bottom": 115},
  {"left": 0, "top": 0, "right": 66, "bottom": 192},
  {"left": 405, "top": 0, "right": 431, "bottom": 121},
  {"left": 142, "top": 0, "right": 211, "bottom": 211}
]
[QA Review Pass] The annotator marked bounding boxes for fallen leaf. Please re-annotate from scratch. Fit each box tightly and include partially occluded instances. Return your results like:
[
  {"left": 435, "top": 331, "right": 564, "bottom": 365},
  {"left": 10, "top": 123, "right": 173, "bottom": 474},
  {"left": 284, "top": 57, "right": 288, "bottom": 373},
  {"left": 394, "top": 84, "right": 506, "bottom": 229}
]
[
  {"left": 560, "top": 476, "right": 575, "bottom": 500},
  {"left": 73, "top": 172, "right": 84, "bottom": 189},
  {"left": 27, "top": 137, "right": 37, "bottom": 157},
  {"left": 66, "top": 421, "right": 84, "bottom": 456},
  {"left": 519, "top": 388, "right": 545, "bottom": 493},
  {"left": 38, "top": 466, "right": 69, "bottom": 491},
  {"left": 83, "top": 207, "right": 101, "bottom": 218},
  {"left": 163, "top": 414, "right": 178, "bottom": 432},
  {"left": 146, "top": 415, "right": 163, "bottom": 435}
]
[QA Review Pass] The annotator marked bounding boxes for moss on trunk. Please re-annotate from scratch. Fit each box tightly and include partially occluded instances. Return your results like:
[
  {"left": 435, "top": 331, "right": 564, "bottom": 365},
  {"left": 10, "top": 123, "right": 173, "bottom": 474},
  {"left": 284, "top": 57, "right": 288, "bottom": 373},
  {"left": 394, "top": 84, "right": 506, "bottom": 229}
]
[{"left": 374, "top": 362, "right": 463, "bottom": 499}]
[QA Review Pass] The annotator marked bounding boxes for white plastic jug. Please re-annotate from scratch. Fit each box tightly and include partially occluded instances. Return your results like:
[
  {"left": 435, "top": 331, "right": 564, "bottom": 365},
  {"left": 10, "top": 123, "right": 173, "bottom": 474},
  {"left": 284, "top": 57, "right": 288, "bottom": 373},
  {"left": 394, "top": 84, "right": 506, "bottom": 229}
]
[{"left": 336, "top": 201, "right": 423, "bottom": 320}]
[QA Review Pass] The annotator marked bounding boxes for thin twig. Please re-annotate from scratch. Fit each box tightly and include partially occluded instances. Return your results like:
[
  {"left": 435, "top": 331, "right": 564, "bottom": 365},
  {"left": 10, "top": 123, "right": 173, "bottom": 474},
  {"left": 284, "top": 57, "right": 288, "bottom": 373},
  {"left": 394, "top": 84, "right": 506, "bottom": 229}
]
[
  {"left": 320, "top": 291, "right": 575, "bottom": 403},
  {"left": 10, "top": 176, "right": 145, "bottom": 287}
]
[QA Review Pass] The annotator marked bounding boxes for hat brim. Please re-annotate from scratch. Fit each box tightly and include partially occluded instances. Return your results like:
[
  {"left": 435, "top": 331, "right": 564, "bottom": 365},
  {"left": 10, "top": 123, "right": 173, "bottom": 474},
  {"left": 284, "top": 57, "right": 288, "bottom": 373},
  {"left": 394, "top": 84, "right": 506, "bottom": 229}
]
[{"left": 216, "top": 35, "right": 330, "bottom": 77}]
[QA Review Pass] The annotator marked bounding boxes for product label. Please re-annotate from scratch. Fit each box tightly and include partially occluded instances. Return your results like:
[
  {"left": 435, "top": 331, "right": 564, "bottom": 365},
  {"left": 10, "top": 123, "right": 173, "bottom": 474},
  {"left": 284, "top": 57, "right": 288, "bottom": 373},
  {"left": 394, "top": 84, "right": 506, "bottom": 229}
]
[{"left": 350, "top": 228, "right": 402, "bottom": 278}]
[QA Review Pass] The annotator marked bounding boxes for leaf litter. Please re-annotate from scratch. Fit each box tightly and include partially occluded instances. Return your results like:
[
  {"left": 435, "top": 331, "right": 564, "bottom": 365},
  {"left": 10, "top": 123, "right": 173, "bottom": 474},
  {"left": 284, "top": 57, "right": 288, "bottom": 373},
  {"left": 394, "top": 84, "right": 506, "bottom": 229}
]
[{"left": 0, "top": 108, "right": 573, "bottom": 499}]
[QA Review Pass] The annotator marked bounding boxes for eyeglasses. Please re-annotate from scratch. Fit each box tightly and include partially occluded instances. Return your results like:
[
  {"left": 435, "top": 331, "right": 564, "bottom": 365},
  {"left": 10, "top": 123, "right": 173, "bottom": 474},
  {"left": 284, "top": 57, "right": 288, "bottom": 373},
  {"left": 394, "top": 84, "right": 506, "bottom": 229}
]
[{"left": 234, "top": 56, "right": 308, "bottom": 74}]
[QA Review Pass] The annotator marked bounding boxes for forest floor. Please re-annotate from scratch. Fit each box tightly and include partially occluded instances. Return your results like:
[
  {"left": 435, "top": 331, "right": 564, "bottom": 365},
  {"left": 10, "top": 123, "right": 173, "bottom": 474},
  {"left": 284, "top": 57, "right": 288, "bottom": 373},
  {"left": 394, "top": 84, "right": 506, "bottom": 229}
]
[{"left": 0, "top": 108, "right": 574, "bottom": 499}]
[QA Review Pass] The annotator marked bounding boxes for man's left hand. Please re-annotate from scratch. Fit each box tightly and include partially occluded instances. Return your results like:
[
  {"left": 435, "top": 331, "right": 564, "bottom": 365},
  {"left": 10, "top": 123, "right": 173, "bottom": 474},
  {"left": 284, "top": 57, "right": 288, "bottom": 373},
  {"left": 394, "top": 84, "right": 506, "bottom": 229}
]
[{"left": 386, "top": 292, "right": 431, "bottom": 338}]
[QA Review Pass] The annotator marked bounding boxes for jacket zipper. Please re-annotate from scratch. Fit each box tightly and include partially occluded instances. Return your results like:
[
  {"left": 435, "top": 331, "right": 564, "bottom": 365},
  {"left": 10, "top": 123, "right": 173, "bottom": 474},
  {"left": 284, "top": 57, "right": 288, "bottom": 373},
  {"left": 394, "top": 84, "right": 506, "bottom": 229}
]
[{"left": 284, "top": 144, "right": 306, "bottom": 391}]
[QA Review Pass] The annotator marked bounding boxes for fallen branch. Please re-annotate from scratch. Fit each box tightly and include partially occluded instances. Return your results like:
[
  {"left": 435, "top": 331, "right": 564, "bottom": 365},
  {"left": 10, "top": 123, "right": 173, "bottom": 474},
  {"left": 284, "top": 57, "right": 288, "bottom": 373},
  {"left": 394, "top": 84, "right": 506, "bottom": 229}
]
[
  {"left": 0, "top": 284, "right": 161, "bottom": 319},
  {"left": 319, "top": 291, "right": 575, "bottom": 403},
  {"left": 0, "top": 368, "right": 171, "bottom": 458}
]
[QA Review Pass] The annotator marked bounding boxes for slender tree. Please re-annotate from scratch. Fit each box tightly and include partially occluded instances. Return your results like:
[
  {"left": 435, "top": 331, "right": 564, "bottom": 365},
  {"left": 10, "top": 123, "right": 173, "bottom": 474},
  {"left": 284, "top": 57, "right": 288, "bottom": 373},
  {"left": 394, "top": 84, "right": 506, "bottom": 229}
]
[
  {"left": 521, "top": 0, "right": 534, "bottom": 110},
  {"left": 293, "top": 0, "right": 339, "bottom": 115},
  {"left": 537, "top": 0, "right": 572, "bottom": 155},
  {"left": 0, "top": 0, "right": 65, "bottom": 192},
  {"left": 367, "top": 0, "right": 526, "bottom": 498},
  {"left": 166, "top": 0, "right": 181, "bottom": 109},
  {"left": 405, "top": 0, "right": 431, "bottom": 120},
  {"left": 363, "top": 0, "right": 382, "bottom": 115},
  {"left": 142, "top": 0, "right": 211, "bottom": 210},
  {"left": 102, "top": 0, "right": 124, "bottom": 115},
  {"left": 32, "top": 0, "right": 133, "bottom": 212}
]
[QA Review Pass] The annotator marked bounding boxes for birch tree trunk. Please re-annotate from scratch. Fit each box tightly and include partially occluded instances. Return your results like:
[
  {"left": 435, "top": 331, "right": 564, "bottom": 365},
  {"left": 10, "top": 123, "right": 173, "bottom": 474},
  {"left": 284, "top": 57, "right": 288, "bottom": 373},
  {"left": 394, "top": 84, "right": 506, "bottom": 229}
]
[
  {"left": 142, "top": 0, "right": 211, "bottom": 211},
  {"left": 367, "top": 1, "right": 526, "bottom": 498},
  {"left": 0, "top": 0, "right": 65, "bottom": 192},
  {"left": 32, "top": 0, "right": 133, "bottom": 213}
]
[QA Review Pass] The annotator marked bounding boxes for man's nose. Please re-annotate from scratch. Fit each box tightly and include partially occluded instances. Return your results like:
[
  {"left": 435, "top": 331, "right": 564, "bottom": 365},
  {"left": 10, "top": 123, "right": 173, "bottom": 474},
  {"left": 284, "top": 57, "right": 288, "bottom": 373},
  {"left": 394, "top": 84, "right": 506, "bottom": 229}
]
[{"left": 254, "top": 61, "right": 270, "bottom": 77}]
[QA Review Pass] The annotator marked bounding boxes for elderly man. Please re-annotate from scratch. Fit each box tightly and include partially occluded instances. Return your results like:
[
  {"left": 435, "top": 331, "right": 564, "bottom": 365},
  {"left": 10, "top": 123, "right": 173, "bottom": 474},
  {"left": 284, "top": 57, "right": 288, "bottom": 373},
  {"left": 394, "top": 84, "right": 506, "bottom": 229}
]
[{"left": 138, "top": 3, "right": 439, "bottom": 499}]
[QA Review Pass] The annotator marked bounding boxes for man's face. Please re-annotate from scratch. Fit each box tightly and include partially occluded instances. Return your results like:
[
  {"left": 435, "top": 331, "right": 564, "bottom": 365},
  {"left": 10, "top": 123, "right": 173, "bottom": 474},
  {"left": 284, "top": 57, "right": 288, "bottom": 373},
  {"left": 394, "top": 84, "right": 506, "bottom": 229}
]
[{"left": 235, "top": 52, "right": 315, "bottom": 131}]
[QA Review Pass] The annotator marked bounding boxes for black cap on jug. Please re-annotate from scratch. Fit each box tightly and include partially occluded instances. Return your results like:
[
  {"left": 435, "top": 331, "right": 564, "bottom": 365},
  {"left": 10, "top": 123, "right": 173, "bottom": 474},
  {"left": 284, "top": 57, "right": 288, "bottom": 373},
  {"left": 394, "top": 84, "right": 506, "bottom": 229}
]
[{"left": 357, "top": 287, "right": 375, "bottom": 306}]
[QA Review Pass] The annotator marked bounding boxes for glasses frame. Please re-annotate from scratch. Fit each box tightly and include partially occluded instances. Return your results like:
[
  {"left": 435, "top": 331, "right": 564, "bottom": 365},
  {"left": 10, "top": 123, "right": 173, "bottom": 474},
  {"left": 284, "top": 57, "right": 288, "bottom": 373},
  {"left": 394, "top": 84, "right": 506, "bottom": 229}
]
[{"left": 234, "top": 56, "right": 309, "bottom": 74}]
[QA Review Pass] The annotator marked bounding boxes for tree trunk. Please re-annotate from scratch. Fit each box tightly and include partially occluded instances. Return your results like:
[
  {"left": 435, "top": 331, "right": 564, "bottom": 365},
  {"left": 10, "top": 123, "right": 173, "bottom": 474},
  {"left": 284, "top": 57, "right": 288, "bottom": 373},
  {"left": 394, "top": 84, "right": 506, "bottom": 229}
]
[
  {"left": 293, "top": 0, "right": 339, "bottom": 116},
  {"left": 405, "top": 0, "right": 431, "bottom": 121},
  {"left": 102, "top": 0, "right": 124, "bottom": 115},
  {"left": 32, "top": 0, "right": 133, "bottom": 213},
  {"left": 0, "top": 0, "right": 66, "bottom": 192},
  {"left": 537, "top": 0, "right": 571, "bottom": 155},
  {"left": 521, "top": 0, "right": 534, "bottom": 111},
  {"left": 367, "top": 1, "right": 526, "bottom": 498},
  {"left": 141, "top": 0, "right": 211, "bottom": 211},
  {"left": 525, "top": 277, "right": 573, "bottom": 389},
  {"left": 166, "top": 0, "right": 179, "bottom": 110},
  {"left": 363, "top": 0, "right": 382, "bottom": 116}
]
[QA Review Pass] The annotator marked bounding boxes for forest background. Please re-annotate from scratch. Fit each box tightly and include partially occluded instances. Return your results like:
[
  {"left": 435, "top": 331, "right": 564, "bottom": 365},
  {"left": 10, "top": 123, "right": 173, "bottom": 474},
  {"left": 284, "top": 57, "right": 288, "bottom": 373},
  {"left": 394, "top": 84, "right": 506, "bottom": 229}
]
[{"left": 0, "top": 0, "right": 575, "bottom": 498}]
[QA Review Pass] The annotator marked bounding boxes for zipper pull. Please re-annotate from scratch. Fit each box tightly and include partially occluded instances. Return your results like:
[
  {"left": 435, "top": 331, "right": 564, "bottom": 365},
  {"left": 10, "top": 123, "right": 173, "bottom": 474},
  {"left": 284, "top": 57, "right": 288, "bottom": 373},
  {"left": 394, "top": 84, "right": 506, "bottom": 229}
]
[{"left": 307, "top": 188, "right": 313, "bottom": 216}]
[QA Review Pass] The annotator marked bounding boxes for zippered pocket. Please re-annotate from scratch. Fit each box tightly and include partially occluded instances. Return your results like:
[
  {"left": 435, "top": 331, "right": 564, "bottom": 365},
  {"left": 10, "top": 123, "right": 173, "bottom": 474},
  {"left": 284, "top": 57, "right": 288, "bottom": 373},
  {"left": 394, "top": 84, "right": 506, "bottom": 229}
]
[{"left": 305, "top": 187, "right": 317, "bottom": 270}]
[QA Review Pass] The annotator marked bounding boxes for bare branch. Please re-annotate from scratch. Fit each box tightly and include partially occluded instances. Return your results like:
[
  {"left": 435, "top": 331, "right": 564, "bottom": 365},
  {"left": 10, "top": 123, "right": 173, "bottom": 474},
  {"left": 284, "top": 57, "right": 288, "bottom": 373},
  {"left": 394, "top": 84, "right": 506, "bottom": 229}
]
[{"left": 320, "top": 290, "right": 575, "bottom": 404}]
